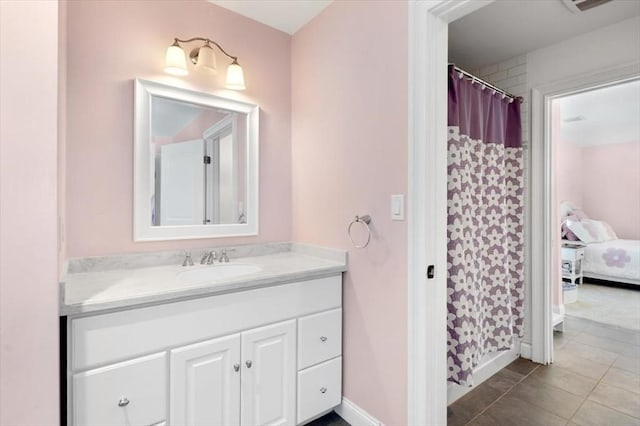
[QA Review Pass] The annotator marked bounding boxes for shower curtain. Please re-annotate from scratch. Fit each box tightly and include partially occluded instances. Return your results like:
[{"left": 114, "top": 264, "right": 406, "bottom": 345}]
[{"left": 446, "top": 65, "right": 525, "bottom": 387}]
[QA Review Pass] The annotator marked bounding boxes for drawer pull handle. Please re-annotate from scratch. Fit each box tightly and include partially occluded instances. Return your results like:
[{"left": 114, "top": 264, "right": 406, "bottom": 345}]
[
  {"left": 233, "top": 363, "right": 240, "bottom": 372},
  {"left": 246, "top": 360, "right": 252, "bottom": 368},
  {"left": 117, "top": 397, "right": 130, "bottom": 407},
  {"left": 320, "top": 387, "right": 327, "bottom": 394},
  {"left": 320, "top": 336, "right": 328, "bottom": 342}
]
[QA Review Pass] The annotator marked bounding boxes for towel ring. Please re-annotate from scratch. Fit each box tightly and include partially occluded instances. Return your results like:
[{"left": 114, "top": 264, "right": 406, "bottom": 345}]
[{"left": 348, "top": 215, "right": 372, "bottom": 249}]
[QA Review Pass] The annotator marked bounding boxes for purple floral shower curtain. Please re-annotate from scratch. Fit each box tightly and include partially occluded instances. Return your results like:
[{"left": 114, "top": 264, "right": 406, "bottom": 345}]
[{"left": 446, "top": 66, "right": 525, "bottom": 386}]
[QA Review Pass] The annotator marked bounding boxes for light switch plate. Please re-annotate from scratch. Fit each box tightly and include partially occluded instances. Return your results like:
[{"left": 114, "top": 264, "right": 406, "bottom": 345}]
[{"left": 391, "top": 194, "right": 405, "bottom": 221}]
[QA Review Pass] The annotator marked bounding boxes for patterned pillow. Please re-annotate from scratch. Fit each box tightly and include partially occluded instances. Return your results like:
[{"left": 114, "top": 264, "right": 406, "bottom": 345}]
[
  {"left": 561, "top": 215, "right": 580, "bottom": 241},
  {"left": 566, "top": 218, "right": 617, "bottom": 243}
]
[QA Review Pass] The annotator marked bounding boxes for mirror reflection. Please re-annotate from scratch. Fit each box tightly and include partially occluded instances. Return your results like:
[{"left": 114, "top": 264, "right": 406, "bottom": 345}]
[{"left": 150, "top": 96, "right": 247, "bottom": 226}]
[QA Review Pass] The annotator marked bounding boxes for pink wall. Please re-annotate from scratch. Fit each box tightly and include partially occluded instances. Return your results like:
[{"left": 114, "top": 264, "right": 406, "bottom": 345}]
[
  {"left": 65, "top": 0, "right": 291, "bottom": 257},
  {"left": 292, "top": 2, "right": 408, "bottom": 425},
  {"left": 555, "top": 101, "right": 640, "bottom": 240},
  {"left": 0, "top": 1, "right": 60, "bottom": 424},
  {"left": 581, "top": 141, "right": 640, "bottom": 239}
]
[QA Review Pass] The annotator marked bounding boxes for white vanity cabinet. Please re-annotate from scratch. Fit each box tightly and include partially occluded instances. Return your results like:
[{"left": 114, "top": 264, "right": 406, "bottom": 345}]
[
  {"left": 170, "top": 333, "right": 242, "bottom": 426},
  {"left": 66, "top": 275, "right": 342, "bottom": 426}
]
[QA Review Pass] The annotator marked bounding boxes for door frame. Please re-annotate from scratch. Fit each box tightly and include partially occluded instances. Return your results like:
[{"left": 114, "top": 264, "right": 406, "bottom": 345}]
[
  {"left": 407, "top": 1, "right": 494, "bottom": 425},
  {"left": 530, "top": 62, "right": 640, "bottom": 364}
]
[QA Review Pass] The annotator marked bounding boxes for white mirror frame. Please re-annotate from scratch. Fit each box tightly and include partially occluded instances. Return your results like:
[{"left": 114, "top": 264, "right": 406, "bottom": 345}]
[{"left": 133, "top": 79, "right": 259, "bottom": 241}]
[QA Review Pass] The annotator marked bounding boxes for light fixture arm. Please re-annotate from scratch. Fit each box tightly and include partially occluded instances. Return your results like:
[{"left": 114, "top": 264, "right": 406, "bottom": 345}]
[{"left": 172, "top": 37, "right": 239, "bottom": 63}]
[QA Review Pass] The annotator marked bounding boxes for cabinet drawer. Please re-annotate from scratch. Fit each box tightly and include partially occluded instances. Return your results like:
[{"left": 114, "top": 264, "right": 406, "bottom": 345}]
[
  {"left": 71, "top": 275, "right": 341, "bottom": 370},
  {"left": 73, "top": 352, "right": 167, "bottom": 426},
  {"left": 298, "top": 309, "right": 341, "bottom": 369},
  {"left": 297, "top": 357, "right": 342, "bottom": 425}
]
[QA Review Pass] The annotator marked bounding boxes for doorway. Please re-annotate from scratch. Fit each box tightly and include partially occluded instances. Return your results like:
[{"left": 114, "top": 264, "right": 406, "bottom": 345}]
[
  {"left": 550, "top": 79, "right": 640, "bottom": 336},
  {"left": 408, "top": 1, "right": 640, "bottom": 425}
]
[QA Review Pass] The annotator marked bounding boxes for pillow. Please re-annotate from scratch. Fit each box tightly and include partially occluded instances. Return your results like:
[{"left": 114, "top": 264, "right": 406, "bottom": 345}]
[
  {"left": 595, "top": 220, "right": 618, "bottom": 241},
  {"left": 566, "top": 218, "right": 617, "bottom": 243},
  {"left": 560, "top": 201, "right": 578, "bottom": 219},
  {"left": 561, "top": 215, "right": 580, "bottom": 241}
]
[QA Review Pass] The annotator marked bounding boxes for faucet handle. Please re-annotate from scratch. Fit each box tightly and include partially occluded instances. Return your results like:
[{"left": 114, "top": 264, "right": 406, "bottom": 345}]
[
  {"left": 182, "top": 251, "right": 194, "bottom": 267},
  {"left": 219, "top": 248, "right": 235, "bottom": 263}
]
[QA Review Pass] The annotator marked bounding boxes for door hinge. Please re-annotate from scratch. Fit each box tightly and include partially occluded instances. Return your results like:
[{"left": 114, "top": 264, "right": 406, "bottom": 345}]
[{"left": 204, "top": 155, "right": 211, "bottom": 164}]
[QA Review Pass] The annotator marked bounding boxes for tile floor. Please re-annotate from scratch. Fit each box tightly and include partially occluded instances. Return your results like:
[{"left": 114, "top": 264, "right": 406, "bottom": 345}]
[{"left": 448, "top": 315, "right": 640, "bottom": 426}]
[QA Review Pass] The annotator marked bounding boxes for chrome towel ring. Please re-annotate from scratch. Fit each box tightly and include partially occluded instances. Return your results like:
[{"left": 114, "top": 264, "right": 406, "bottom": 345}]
[{"left": 348, "top": 215, "right": 372, "bottom": 249}]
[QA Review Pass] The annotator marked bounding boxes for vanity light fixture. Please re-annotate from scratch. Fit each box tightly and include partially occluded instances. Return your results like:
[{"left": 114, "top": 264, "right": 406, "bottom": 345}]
[{"left": 164, "top": 37, "right": 246, "bottom": 90}]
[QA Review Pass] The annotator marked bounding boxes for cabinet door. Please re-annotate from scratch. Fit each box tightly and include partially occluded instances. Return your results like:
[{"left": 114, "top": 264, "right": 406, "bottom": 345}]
[
  {"left": 171, "top": 333, "right": 241, "bottom": 426},
  {"left": 73, "top": 352, "right": 166, "bottom": 426},
  {"left": 241, "top": 320, "right": 296, "bottom": 426}
]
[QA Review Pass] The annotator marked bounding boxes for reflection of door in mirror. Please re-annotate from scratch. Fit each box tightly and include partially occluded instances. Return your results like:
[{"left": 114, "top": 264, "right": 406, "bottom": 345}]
[
  {"left": 203, "top": 114, "right": 238, "bottom": 225},
  {"left": 159, "top": 139, "right": 204, "bottom": 225},
  {"left": 150, "top": 96, "right": 243, "bottom": 226},
  {"left": 134, "top": 79, "right": 258, "bottom": 241}
]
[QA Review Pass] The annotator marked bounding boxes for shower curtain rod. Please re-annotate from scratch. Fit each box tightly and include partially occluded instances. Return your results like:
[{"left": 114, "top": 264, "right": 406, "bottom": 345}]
[{"left": 449, "top": 63, "right": 523, "bottom": 103}]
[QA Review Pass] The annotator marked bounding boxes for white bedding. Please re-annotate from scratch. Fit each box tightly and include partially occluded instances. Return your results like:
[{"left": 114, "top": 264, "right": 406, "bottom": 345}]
[{"left": 583, "top": 239, "right": 640, "bottom": 285}]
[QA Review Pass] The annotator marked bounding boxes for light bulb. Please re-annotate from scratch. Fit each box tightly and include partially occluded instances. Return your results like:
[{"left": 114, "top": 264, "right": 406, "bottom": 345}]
[
  {"left": 225, "top": 59, "right": 245, "bottom": 90},
  {"left": 164, "top": 42, "right": 188, "bottom": 76}
]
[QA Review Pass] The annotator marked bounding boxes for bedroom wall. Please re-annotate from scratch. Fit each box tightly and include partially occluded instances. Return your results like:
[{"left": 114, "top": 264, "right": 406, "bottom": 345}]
[
  {"left": 581, "top": 141, "right": 640, "bottom": 240},
  {"left": 554, "top": 110, "right": 584, "bottom": 211}
]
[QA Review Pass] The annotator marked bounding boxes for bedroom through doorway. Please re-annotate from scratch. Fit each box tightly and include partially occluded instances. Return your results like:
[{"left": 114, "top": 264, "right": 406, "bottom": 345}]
[{"left": 551, "top": 78, "right": 640, "bottom": 351}]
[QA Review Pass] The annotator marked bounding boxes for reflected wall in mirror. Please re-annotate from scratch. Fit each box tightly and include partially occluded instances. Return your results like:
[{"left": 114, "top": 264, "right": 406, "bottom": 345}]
[{"left": 134, "top": 79, "right": 258, "bottom": 241}]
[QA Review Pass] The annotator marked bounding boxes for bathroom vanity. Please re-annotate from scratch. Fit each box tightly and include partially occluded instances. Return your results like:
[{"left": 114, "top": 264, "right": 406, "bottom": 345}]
[{"left": 60, "top": 244, "right": 347, "bottom": 426}]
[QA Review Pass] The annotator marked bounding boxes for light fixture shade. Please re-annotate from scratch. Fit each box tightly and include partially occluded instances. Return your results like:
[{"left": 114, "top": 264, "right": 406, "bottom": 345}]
[
  {"left": 164, "top": 44, "right": 188, "bottom": 76},
  {"left": 195, "top": 44, "right": 217, "bottom": 74},
  {"left": 226, "top": 60, "right": 246, "bottom": 90}
]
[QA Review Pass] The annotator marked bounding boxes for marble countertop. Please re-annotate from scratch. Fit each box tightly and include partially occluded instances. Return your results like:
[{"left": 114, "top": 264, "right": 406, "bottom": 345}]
[{"left": 60, "top": 243, "right": 347, "bottom": 316}]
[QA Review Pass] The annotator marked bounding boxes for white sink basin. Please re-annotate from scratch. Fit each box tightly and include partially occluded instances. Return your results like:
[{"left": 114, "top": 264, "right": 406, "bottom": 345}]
[{"left": 178, "top": 264, "right": 262, "bottom": 285}]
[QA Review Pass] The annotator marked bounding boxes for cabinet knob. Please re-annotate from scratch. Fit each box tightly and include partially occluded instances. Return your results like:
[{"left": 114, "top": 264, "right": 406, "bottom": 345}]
[
  {"left": 117, "top": 397, "right": 130, "bottom": 407},
  {"left": 246, "top": 360, "right": 252, "bottom": 368},
  {"left": 233, "top": 363, "right": 240, "bottom": 372},
  {"left": 320, "top": 336, "right": 327, "bottom": 342},
  {"left": 320, "top": 387, "right": 327, "bottom": 394}
]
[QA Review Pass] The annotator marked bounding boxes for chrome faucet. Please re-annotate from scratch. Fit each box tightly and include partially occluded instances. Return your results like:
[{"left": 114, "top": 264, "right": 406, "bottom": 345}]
[
  {"left": 182, "top": 251, "right": 194, "bottom": 267},
  {"left": 200, "top": 250, "right": 217, "bottom": 265},
  {"left": 219, "top": 248, "right": 234, "bottom": 263}
]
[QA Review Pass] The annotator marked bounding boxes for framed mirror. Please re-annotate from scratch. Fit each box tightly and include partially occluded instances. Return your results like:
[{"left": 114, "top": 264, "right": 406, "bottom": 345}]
[{"left": 134, "top": 79, "right": 258, "bottom": 241}]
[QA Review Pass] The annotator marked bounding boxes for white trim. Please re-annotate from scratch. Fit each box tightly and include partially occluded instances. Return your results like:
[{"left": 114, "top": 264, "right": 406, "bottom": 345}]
[
  {"left": 133, "top": 79, "right": 259, "bottom": 241},
  {"left": 447, "top": 345, "right": 520, "bottom": 404},
  {"left": 529, "top": 62, "right": 640, "bottom": 365},
  {"left": 519, "top": 342, "right": 532, "bottom": 360},
  {"left": 334, "top": 397, "right": 381, "bottom": 426},
  {"left": 408, "top": 1, "right": 496, "bottom": 425}
]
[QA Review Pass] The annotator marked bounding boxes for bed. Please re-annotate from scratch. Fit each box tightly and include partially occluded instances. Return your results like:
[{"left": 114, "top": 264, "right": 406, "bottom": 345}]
[{"left": 561, "top": 202, "right": 640, "bottom": 286}]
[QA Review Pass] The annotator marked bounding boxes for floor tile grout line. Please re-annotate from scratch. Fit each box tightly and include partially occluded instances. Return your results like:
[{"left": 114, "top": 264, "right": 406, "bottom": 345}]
[
  {"left": 565, "top": 342, "right": 640, "bottom": 423},
  {"left": 463, "top": 363, "right": 541, "bottom": 426}
]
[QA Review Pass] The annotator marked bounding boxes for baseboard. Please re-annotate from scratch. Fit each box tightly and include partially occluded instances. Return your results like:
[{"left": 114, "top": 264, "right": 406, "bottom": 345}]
[
  {"left": 520, "top": 342, "right": 532, "bottom": 359},
  {"left": 334, "top": 397, "right": 382, "bottom": 426},
  {"left": 447, "top": 345, "right": 520, "bottom": 404}
]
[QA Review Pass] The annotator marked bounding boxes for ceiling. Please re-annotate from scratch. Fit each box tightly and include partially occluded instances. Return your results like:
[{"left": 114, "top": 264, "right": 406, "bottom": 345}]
[
  {"left": 208, "top": 0, "right": 333, "bottom": 35},
  {"left": 449, "top": 0, "right": 640, "bottom": 70},
  {"left": 557, "top": 79, "right": 640, "bottom": 146},
  {"left": 152, "top": 97, "right": 203, "bottom": 138}
]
